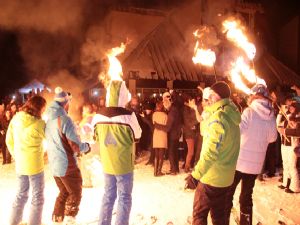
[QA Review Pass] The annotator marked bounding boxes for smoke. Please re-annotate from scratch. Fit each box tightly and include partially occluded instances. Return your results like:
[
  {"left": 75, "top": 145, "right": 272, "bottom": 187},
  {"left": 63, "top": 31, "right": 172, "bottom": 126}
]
[
  {"left": 46, "top": 70, "right": 85, "bottom": 121},
  {"left": 0, "top": 0, "right": 85, "bottom": 34}
]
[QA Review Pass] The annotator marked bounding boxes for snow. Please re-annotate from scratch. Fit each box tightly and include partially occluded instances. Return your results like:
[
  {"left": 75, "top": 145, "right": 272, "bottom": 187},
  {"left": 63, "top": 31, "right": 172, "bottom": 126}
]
[{"left": 0, "top": 153, "right": 300, "bottom": 225}]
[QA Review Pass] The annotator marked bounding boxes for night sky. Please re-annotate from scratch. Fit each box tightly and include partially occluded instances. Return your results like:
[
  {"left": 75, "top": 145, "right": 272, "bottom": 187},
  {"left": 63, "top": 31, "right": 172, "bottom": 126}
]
[{"left": 0, "top": 0, "right": 299, "bottom": 98}]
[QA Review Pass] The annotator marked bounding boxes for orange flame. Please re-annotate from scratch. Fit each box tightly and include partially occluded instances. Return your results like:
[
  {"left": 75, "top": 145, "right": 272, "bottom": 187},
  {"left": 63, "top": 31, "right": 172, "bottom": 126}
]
[
  {"left": 192, "top": 30, "right": 216, "bottom": 67},
  {"left": 223, "top": 20, "right": 256, "bottom": 60},
  {"left": 107, "top": 42, "right": 126, "bottom": 81},
  {"left": 230, "top": 57, "right": 266, "bottom": 94}
]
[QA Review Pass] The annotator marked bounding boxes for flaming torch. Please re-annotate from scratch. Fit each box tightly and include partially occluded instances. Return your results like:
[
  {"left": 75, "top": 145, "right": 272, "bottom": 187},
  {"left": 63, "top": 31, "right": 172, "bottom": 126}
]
[
  {"left": 222, "top": 19, "right": 256, "bottom": 60},
  {"left": 192, "top": 29, "right": 217, "bottom": 80}
]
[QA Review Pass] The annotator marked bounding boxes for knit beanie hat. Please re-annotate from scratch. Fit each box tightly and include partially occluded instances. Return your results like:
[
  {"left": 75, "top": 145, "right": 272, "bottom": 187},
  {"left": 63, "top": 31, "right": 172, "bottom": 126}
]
[
  {"left": 54, "top": 87, "right": 71, "bottom": 105},
  {"left": 250, "top": 84, "right": 269, "bottom": 97},
  {"left": 210, "top": 81, "right": 231, "bottom": 99},
  {"left": 106, "top": 80, "right": 131, "bottom": 108}
]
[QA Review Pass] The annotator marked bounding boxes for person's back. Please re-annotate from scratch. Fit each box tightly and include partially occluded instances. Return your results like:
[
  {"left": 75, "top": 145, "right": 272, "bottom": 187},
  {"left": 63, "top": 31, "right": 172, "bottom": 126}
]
[
  {"left": 93, "top": 80, "right": 141, "bottom": 225},
  {"left": 237, "top": 97, "right": 277, "bottom": 174}
]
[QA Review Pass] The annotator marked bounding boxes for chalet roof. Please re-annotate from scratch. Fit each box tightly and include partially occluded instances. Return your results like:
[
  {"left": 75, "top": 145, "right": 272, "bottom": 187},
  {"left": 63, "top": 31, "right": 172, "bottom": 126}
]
[
  {"left": 256, "top": 52, "right": 300, "bottom": 86},
  {"left": 123, "top": 19, "right": 205, "bottom": 81}
]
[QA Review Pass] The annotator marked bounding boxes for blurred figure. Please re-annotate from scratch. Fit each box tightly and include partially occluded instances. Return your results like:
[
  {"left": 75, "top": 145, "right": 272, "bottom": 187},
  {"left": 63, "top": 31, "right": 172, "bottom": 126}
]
[
  {"left": 278, "top": 100, "right": 300, "bottom": 193},
  {"left": 6, "top": 96, "right": 47, "bottom": 225},
  {"left": 182, "top": 94, "right": 198, "bottom": 173},
  {"left": 152, "top": 100, "right": 168, "bottom": 176},
  {"left": 45, "top": 87, "right": 91, "bottom": 224},
  {"left": 98, "top": 96, "right": 106, "bottom": 110},
  {"left": 0, "top": 109, "right": 12, "bottom": 164},
  {"left": 79, "top": 103, "right": 96, "bottom": 188}
]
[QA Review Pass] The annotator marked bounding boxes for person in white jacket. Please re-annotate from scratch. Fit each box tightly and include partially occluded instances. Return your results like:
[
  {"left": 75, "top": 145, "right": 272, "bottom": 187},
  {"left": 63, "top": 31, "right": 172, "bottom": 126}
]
[{"left": 225, "top": 84, "right": 278, "bottom": 225}]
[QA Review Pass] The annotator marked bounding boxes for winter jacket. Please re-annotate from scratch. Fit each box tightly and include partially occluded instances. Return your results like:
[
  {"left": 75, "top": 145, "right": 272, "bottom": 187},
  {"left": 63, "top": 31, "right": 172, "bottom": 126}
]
[
  {"left": 236, "top": 98, "right": 277, "bottom": 174},
  {"left": 192, "top": 98, "right": 241, "bottom": 187},
  {"left": 182, "top": 105, "right": 198, "bottom": 139},
  {"left": 154, "top": 104, "right": 182, "bottom": 140},
  {"left": 152, "top": 111, "right": 168, "bottom": 149},
  {"left": 6, "top": 111, "right": 45, "bottom": 175},
  {"left": 45, "top": 101, "right": 90, "bottom": 177},
  {"left": 93, "top": 107, "right": 142, "bottom": 175}
]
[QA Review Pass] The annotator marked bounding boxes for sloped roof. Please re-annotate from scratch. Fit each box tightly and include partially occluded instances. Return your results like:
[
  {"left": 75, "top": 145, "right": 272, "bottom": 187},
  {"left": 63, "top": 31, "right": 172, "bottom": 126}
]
[
  {"left": 256, "top": 52, "right": 300, "bottom": 86},
  {"left": 123, "top": 19, "right": 205, "bottom": 81}
]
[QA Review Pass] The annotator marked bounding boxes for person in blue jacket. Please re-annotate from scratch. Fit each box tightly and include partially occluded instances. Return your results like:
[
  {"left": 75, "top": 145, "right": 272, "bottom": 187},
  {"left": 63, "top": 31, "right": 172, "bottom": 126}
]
[{"left": 45, "top": 87, "right": 90, "bottom": 225}]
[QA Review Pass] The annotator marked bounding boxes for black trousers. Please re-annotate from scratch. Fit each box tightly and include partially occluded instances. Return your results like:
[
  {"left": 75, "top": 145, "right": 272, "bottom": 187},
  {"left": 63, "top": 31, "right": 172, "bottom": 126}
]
[
  {"left": 225, "top": 171, "right": 257, "bottom": 225},
  {"left": 168, "top": 139, "right": 179, "bottom": 173},
  {"left": 193, "top": 182, "right": 230, "bottom": 225},
  {"left": 52, "top": 169, "right": 83, "bottom": 222}
]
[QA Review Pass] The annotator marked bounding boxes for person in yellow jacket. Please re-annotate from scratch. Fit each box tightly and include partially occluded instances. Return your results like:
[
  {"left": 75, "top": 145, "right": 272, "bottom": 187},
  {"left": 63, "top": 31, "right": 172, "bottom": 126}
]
[
  {"left": 185, "top": 81, "right": 241, "bottom": 225},
  {"left": 6, "top": 96, "right": 47, "bottom": 225}
]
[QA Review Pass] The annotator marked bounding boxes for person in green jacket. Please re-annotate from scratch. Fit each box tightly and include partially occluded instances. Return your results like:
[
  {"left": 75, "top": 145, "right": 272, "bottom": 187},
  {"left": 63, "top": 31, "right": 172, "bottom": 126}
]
[
  {"left": 6, "top": 95, "right": 47, "bottom": 225},
  {"left": 185, "top": 81, "right": 241, "bottom": 225}
]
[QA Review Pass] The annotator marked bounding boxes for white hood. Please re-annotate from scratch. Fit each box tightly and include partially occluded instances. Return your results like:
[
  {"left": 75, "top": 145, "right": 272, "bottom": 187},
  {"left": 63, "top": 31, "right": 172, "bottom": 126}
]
[{"left": 250, "top": 98, "right": 274, "bottom": 121}]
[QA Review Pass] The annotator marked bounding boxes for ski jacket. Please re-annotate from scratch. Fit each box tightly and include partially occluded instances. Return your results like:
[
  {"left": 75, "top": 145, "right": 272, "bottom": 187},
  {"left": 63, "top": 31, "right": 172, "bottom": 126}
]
[
  {"left": 6, "top": 111, "right": 45, "bottom": 175},
  {"left": 93, "top": 107, "right": 142, "bottom": 175},
  {"left": 236, "top": 98, "right": 277, "bottom": 174},
  {"left": 192, "top": 98, "right": 241, "bottom": 187},
  {"left": 45, "top": 101, "right": 90, "bottom": 177}
]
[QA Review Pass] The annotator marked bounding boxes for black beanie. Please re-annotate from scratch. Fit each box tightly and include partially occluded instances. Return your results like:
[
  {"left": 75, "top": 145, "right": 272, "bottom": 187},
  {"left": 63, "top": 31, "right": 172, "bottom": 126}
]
[{"left": 211, "top": 81, "right": 231, "bottom": 99}]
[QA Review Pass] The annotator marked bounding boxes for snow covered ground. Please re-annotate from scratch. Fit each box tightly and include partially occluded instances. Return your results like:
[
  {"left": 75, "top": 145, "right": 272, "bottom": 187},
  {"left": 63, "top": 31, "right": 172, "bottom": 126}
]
[{"left": 0, "top": 152, "right": 300, "bottom": 225}]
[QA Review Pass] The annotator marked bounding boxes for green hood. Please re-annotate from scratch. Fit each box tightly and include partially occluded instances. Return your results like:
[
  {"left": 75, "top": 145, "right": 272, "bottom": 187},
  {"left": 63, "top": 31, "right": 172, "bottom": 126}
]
[{"left": 207, "top": 98, "right": 241, "bottom": 126}]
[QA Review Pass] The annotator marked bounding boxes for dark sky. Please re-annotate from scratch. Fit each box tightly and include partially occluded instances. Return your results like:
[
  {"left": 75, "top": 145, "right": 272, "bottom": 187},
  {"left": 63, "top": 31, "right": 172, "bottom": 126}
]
[{"left": 0, "top": 0, "right": 299, "bottom": 99}]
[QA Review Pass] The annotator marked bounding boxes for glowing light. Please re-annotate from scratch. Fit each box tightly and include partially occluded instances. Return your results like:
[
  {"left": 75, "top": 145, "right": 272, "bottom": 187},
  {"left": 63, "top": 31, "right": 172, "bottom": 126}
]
[
  {"left": 230, "top": 57, "right": 266, "bottom": 94},
  {"left": 222, "top": 19, "right": 256, "bottom": 60},
  {"left": 106, "top": 43, "right": 126, "bottom": 81},
  {"left": 192, "top": 30, "right": 216, "bottom": 67},
  {"left": 137, "top": 93, "right": 141, "bottom": 97}
]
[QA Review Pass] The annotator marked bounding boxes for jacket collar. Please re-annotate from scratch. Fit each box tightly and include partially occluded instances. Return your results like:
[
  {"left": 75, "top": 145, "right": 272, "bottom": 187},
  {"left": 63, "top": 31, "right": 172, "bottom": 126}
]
[{"left": 209, "top": 98, "right": 230, "bottom": 113}]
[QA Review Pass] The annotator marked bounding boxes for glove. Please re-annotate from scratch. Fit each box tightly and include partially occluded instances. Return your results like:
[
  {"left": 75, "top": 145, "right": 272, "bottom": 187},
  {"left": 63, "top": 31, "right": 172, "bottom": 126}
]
[
  {"left": 84, "top": 143, "right": 91, "bottom": 155},
  {"left": 184, "top": 174, "right": 199, "bottom": 190}
]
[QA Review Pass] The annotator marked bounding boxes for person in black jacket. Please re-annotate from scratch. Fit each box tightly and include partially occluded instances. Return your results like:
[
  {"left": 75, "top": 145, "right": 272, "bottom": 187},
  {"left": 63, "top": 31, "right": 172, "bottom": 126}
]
[{"left": 154, "top": 91, "right": 182, "bottom": 175}]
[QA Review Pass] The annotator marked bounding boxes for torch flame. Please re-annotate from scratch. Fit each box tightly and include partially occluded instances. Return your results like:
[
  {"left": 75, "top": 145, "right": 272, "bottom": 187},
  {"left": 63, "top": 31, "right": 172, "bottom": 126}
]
[
  {"left": 192, "top": 30, "right": 216, "bottom": 67},
  {"left": 106, "top": 42, "right": 126, "bottom": 81},
  {"left": 230, "top": 57, "right": 266, "bottom": 94},
  {"left": 223, "top": 20, "right": 256, "bottom": 60}
]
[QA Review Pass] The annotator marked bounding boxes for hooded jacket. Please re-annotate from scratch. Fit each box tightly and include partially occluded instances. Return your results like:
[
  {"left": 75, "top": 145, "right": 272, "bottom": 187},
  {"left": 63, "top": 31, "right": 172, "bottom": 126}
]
[
  {"left": 45, "top": 101, "right": 90, "bottom": 177},
  {"left": 93, "top": 81, "right": 142, "bottom": 175},
  {"left": 192, "top": 98, "right": 241, "bottom": 187},
  {"left": 236, "top": 98, "right": 277, "bottom": 174},
  {"left": 6, "top": 111, "right": 45, "bottom": 175}
]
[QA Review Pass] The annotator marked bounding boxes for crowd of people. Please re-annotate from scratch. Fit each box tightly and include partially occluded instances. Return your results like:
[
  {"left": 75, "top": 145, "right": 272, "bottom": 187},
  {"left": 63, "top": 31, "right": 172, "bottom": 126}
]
[{"left": 1, "top": 80, "right": 300, "bottom": 225}]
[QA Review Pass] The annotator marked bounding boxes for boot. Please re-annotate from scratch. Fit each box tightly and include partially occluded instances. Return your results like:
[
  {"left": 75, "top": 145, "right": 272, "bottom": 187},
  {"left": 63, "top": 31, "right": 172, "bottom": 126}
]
[
  {"left": 156, "top": 151, "right": 164, "bottom": 176},
  {"left": 154, "top": 153, "right": 158, "bottom": 176},
  {"left": 146, "top": 148, "right": 155, "bottom": 165},
  {"left": 240, "top": 207, "right": 252, "bottom": 225}
]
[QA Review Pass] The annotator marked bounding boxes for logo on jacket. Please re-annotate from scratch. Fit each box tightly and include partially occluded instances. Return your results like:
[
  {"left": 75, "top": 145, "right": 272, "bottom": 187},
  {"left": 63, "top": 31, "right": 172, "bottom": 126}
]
[{"left": 105, "top": 132, "right": 117, "bottom": 146}]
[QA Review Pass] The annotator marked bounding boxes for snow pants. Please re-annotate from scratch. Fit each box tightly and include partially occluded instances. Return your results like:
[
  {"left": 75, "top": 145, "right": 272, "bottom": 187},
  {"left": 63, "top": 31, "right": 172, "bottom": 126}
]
[
  {"left": 282, "top": 145, "right": 300, "bottom": 192},
  {"left": 52, "top": 169, "right": 82, "bottom": 222},
  {"left": 10, "top": 172, "right": 44, "bottom": 225},
  {"left": 193, "top": 181, "right": 230, "bottom": 225},
  {"left": 224, "top": 170, "right": 257, "bottom": 225},
  {"left": 98, "top": 172, "right": 133, "bottom": 225}
]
